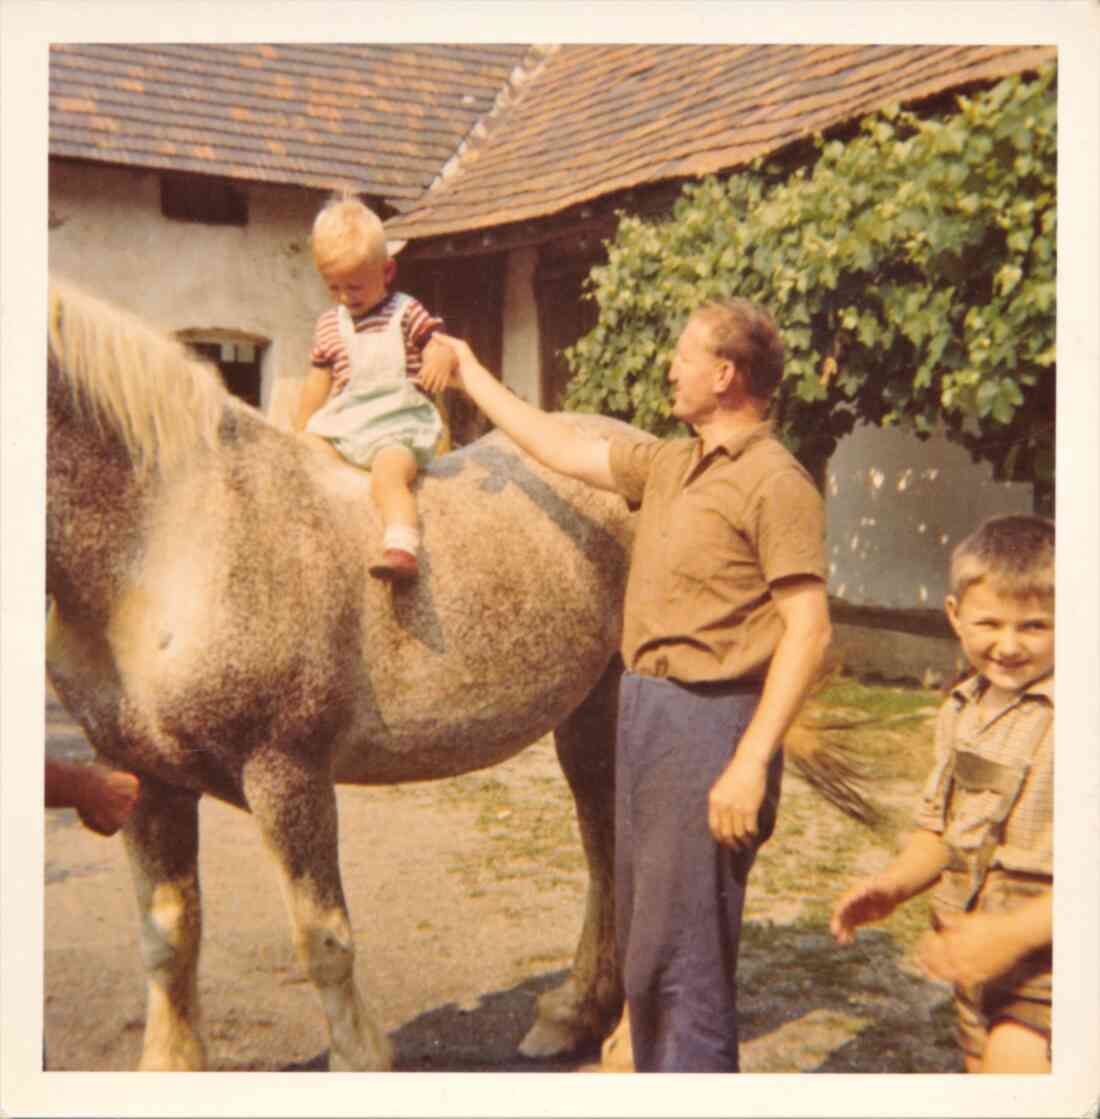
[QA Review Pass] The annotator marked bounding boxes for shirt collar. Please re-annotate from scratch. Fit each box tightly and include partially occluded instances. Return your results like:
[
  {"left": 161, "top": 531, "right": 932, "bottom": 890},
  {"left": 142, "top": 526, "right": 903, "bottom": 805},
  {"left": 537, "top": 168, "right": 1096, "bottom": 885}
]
[
  {"left": 951, "top": 670, "right": 1054, "bottom": 707},
  {"left": 350, "top": 290, "right": 396, "bottom": 322},
  {"left": 695, "top": 420, "right": 773, "bottom": 466}
]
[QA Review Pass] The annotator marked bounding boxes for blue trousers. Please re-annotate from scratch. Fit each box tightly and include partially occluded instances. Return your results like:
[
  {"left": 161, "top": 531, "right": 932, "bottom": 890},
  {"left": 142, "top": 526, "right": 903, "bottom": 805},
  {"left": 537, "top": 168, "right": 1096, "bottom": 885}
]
[{"left": 615, "top": 671, "right": 783, "bottom": 1072}]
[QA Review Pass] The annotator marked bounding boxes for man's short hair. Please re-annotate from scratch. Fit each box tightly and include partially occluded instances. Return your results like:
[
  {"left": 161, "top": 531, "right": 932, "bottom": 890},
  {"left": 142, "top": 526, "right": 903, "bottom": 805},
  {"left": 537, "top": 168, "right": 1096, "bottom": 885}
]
[
  {"left": 693, "top": 298, "right": 785, "bottom": 401},
  {"left": 949, "top": 514, "right": 1055, "bottom": 603}
]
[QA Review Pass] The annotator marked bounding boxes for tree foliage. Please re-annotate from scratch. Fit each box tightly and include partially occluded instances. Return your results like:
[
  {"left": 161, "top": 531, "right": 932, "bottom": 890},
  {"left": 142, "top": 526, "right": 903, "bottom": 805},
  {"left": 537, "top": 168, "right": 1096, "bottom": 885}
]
[{"left": 562, "top": 66, "right": 1056, "bottom": 486}]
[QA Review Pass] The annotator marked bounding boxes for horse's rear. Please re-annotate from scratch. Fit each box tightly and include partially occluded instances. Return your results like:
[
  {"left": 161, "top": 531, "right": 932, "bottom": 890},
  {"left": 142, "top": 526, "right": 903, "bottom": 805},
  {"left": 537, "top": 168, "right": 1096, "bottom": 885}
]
[{"left": 46, "top": 278, "right": 637, "bottom": 1069}]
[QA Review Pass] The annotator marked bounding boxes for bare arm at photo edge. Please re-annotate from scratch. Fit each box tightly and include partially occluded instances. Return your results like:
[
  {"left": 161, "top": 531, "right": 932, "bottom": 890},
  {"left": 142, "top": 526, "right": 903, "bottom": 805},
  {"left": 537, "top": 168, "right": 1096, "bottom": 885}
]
[
  {"left": 433, "top": 333, "right": 616, "bottom": 492},
  {"left": 708, "top": 575, "right": 833, "bottom": 849}
]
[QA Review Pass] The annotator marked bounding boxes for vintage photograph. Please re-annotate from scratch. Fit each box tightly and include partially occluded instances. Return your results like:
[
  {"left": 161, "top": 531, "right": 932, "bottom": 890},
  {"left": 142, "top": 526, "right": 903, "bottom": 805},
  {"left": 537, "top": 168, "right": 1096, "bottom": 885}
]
[{"left": 3, "top": 4, "right": 1097, "bottom": 1117}]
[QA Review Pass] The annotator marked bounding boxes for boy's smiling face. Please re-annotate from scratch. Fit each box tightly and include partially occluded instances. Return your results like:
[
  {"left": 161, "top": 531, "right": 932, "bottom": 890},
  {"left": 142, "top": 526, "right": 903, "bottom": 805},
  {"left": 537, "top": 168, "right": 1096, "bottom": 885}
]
[{"left": 946, "top": 581, "right": 1054, "bottom": 703}]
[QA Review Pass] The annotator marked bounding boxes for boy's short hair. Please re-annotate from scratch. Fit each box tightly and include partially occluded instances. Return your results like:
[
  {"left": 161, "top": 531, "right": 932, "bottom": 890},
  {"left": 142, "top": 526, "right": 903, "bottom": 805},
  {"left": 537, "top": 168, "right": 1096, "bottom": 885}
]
[
  {"left": 949, "top": 514, "right": 1055, "bottom": 603},
  {"left": 312, "top": 196, "right": 388, "bottom": 274},
  {"left": 692, "top": 298, "right": 785, "bottom": 401}
]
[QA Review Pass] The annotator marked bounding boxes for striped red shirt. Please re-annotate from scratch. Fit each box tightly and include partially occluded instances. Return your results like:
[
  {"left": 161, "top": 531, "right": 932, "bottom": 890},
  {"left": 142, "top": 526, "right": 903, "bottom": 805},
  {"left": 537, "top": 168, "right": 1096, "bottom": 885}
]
[{"left": 310, "top": 291, "right": 444, "bottom": 394}]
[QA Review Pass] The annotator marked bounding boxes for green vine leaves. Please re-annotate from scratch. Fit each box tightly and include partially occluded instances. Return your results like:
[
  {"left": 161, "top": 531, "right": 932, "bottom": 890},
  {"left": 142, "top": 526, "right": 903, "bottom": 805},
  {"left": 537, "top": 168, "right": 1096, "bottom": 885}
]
[{"left": 563, "top": 66, "right": 1056, "bottom": 485}]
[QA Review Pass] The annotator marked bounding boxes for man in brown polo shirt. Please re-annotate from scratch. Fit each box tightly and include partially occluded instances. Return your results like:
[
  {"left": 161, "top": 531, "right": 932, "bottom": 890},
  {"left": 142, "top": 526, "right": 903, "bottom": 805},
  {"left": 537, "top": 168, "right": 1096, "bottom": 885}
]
[{"left": 435, "top": 298, "right": 831, "bottom": 1072}]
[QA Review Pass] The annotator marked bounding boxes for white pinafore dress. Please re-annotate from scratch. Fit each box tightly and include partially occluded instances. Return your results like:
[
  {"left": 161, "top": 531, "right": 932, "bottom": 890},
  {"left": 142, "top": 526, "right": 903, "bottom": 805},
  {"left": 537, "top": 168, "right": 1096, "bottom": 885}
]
[{"left": 306, "top": 294, "right": 443, "bottom": 468}]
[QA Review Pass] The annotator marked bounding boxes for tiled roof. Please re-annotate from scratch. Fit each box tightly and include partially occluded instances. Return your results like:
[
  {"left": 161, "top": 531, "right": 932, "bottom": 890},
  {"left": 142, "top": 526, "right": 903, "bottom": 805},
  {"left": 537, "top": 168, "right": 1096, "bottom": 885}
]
[
  {"left": 49, "top": 43, "right": 533, "bottom": 211},
  {"left": 385, "top": 43, "right": 1057, "bottom": 240}
]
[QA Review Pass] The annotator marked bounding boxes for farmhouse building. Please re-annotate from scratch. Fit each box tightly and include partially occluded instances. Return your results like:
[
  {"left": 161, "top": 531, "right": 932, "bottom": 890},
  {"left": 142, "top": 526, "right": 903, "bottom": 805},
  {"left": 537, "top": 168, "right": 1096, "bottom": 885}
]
[{"left": 49, "top": 42, "right": 1055, "bottom": 680}]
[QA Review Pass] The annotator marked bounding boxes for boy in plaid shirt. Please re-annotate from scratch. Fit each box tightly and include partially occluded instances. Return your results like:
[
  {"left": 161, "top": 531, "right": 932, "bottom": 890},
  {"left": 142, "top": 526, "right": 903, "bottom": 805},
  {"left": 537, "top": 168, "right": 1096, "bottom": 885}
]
[{"left": 831, "top": 514, "right": 1054, "bottom": 1073}]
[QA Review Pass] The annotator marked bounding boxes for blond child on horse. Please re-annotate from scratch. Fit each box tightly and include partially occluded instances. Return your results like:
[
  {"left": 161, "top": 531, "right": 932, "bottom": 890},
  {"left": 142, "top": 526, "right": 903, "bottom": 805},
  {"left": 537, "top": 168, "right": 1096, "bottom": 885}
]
[
  {"left": 831, "top": 514, "right": 1054, "bottom": 1074},
  {"left": 295, "top": 197, "right": 455, "bottom": 581}
]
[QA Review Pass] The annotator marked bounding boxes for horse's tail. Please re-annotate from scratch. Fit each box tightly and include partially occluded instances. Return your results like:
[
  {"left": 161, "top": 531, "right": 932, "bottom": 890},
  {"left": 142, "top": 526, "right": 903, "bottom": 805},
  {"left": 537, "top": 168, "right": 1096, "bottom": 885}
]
[
  {"left": 783, "top": 718, "right": 882, "bottom": 828},
  {"left": 781, "top": 669, "right": 886, "bottom": 829}
]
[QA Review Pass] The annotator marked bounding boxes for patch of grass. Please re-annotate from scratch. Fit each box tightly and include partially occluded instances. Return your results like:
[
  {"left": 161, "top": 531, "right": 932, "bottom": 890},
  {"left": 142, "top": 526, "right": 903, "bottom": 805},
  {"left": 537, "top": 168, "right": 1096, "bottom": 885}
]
[{"left": 814, "top": 677, "right": 941, "bottom": 721}]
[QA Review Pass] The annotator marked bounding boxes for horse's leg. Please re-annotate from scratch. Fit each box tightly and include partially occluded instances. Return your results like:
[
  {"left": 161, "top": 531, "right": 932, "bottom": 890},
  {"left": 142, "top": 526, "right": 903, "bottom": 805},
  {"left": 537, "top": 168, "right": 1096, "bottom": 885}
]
[
  {"left": 520, "top": 659, "right": 624, "bottom": 1059},
  {"left": 121, "top": 778, "right": 206, "bottom": 1070},
  {"left": 241, "top": 753, "right": 392, "bottom": 1071}
]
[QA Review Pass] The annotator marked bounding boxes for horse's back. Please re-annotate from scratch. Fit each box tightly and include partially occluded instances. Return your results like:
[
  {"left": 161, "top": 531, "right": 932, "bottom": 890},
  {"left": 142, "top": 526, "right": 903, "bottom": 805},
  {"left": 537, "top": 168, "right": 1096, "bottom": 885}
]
[{"left": 325, "top": 417, "right": 649, "bottom": 783}]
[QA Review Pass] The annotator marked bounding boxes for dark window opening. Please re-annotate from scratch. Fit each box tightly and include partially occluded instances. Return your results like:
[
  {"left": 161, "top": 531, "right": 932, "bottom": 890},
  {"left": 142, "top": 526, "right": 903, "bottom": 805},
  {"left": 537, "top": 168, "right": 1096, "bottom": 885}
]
[
  {"left": 161, "top": 173, "right": 248, "bottom": 226},
  {"left": 186, "top": 339, "right": 264, "bottom": 409}
]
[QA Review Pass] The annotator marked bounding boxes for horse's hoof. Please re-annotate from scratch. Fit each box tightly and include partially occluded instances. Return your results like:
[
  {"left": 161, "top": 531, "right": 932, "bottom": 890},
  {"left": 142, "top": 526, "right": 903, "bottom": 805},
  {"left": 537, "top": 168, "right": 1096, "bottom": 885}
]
[
  {"left": 327, "top": 1031, "right": 394, "bottom": 1071},
  {"left": 518, "top": 1016, "right": 583, "bottom": 1060},
  {"left": 137, "top": 1039, "right": 207, "bottom": 1071}
]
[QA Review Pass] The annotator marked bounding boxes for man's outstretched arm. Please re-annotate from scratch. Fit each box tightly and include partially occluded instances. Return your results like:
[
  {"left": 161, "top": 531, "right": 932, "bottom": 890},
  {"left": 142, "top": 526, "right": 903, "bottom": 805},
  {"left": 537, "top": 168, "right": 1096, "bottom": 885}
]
[{"left": 434, "top": 333, "right": 616, "bottom": 492}]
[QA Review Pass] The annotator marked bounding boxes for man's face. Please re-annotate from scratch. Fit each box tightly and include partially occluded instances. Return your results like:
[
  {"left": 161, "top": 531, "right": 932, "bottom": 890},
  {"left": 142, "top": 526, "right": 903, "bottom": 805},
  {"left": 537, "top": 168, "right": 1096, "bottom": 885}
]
[{"left": 668, "top": 316, "right": 729, "bottom": 426}]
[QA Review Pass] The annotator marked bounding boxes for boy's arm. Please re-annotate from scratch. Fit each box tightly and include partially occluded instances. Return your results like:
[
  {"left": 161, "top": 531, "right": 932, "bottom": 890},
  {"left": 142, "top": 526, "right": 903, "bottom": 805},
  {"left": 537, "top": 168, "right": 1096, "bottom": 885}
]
[
  {"left": 831, "top": 828, "right": 951, "bottom": 943},
  {"left": 294, "top": 365, "right": 333, "bottom": 432},
  {"left": 917, "top": 890, "right": 1052, "bottom": 988},
  {"left": 433, "top": 333, "right": 617, "bottom": 492}
]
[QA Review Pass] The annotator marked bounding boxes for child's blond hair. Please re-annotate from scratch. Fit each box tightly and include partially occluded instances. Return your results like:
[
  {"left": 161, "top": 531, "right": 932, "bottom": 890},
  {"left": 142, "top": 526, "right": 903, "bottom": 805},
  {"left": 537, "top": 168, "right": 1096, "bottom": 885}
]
[
  {"left": 312, "top": 196, "right": 388, "bottom": 275},
  {"left": 949, "top": 514, "right": 1054, "bottom": 604}
]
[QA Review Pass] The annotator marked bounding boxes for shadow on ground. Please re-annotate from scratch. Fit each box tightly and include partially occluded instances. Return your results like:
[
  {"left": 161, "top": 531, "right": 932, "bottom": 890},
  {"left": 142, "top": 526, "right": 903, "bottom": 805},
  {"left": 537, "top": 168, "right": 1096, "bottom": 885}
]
[
  {"left": 737, "top": 922, "right": 963, "bottom": 1073},
  {"left": 281, "top": 970, "right": 597, "bottom": 1073},
  {"left": 279, "top": 923, "right": 963, "bottom": 1075}
]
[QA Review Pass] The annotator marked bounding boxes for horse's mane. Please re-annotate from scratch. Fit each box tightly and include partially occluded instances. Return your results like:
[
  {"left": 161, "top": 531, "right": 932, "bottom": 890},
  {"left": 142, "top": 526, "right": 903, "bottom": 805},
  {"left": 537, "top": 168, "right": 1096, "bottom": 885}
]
[{"left": 48, "top": 278, "right": 229, "bottom": 473}]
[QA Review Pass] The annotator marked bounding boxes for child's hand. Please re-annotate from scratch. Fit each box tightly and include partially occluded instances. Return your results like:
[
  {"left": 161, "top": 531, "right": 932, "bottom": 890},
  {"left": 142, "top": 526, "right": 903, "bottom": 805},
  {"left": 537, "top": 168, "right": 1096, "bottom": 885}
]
[
  {"left": 417, "top": 336, "right": 458, "bottom": 395},
  {"left": 427, "top": 333, "right": 480, "bottom": 390},
  {"left": 74, "top": 767, "right": 141, "bottom": 836},
  {"left": 915, "top": 908, "right": 1036, "bottom": 988},
  {"left": 830, "top": 877, "right": 900, "bottom": 944}
]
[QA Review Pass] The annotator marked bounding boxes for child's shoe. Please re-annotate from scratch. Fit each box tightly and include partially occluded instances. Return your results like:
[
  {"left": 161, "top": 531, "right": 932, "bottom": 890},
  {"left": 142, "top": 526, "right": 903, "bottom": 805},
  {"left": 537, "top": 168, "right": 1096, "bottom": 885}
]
[{"left": 369, "top": 548, "right": 419, "bottom": 582}]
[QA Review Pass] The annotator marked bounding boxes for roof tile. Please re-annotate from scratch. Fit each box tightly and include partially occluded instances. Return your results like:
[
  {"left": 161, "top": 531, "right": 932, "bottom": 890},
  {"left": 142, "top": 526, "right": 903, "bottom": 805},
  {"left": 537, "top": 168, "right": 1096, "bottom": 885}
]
[
  {"left": 49, "top": 43, "right": 533, "bottom": 210},
  {"left": 385, "top": 43, "right": 1056, "bottom": 241}
]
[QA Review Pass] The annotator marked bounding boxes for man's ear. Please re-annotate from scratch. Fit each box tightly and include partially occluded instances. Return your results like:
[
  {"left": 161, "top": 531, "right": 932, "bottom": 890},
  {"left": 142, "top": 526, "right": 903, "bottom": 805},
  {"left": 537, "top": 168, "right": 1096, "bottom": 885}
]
[
  {"left": 714, "top": 358, "right": 739, "bottom": 397},
  {"left": 384, "top": 258, "right": 398, "bottom": 285}
]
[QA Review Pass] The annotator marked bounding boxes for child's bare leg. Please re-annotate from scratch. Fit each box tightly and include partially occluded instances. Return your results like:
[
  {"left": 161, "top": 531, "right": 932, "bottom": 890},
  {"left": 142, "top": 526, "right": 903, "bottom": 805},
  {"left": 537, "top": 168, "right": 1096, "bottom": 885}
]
[
  {"left": 370, "top": 446, "right": 418, "bottom": 529},
  {"left": 368, "top": 445, "right": 420, "bottom": 581},
  {"left": 978, "top": 1020, "right": 1050, "bottom": 1073}
]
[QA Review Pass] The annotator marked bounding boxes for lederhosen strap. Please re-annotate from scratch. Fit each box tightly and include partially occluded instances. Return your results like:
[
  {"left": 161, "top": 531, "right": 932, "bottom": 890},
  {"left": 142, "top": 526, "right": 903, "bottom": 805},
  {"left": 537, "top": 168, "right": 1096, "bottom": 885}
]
[{"left": 936, "top": 686, "right": 1053, "bottom": 913}]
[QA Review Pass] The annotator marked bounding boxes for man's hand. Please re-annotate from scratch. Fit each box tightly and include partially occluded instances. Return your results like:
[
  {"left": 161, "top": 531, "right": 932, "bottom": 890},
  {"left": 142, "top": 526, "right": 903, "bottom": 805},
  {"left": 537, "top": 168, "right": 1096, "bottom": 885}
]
[
  {"left": 46, "top": 759, "right": 141, "bottom": 837},
  {"left": 75, "top": 769, "right": 141, "bottom": 836},
  {"left": 707, "top": 752, "right": 769, "bottom": 849}
]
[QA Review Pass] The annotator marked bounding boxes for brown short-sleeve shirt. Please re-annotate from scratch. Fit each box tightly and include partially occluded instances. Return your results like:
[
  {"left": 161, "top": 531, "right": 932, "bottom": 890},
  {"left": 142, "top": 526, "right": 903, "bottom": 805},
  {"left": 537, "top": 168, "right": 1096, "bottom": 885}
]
[{"left": 608, "top": 422, "right": 827, "bottom": 683}]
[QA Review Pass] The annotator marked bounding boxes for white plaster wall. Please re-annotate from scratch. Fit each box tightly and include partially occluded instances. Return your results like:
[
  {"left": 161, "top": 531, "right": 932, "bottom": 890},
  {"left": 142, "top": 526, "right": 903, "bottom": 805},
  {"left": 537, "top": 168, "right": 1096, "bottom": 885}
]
[
  {"left": 499, "top": 246, "right": 541, "bottom": 404},
  {"left": 826, "top": 422, "right": 1033, "bottom": 609},
  {"left": 48, "top": 162, "right": 328, "bottom": 428}
]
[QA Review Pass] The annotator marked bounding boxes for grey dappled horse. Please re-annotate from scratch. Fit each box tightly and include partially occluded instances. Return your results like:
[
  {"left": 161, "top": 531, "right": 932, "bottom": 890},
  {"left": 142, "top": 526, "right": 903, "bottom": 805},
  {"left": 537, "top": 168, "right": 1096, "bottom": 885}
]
[{"left": 46, "top": 279, "right": 639, "bottom": 1070}]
